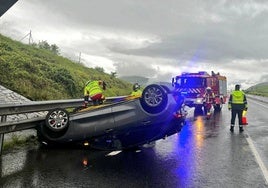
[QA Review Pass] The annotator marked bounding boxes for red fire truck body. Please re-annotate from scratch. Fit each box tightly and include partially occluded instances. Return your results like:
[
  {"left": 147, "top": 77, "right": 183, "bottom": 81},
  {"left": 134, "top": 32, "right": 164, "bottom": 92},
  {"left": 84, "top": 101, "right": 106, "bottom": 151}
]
[{"left": 172, "top": 71, "right": 227, "bottom": 111}]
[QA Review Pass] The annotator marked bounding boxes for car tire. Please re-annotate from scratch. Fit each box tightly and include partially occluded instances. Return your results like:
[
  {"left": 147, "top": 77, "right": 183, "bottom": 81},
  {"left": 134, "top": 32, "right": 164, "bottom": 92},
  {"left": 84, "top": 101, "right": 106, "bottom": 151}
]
[
  {"left": 45, "top": 108, "right": 69, "bottom": 132},
  {"left": 140, "top": 84, "right": 168, "bottom": 114}
]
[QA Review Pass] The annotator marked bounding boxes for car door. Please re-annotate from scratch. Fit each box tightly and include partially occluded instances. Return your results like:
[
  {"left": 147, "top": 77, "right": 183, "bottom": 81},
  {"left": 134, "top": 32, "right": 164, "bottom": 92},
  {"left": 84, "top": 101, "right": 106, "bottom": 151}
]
[{"left": 71, "top": 105, "right": 115, "bottom": 138}]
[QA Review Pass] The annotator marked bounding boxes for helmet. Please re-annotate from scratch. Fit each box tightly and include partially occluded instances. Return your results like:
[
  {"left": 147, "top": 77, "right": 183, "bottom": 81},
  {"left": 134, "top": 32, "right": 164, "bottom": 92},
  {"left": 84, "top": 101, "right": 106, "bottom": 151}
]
[
  {"left": 133, "top": 83, "right": 140, "bottom": 91},
  {"left": 206, "top": 87, "right": 211, "bottom": 92}
]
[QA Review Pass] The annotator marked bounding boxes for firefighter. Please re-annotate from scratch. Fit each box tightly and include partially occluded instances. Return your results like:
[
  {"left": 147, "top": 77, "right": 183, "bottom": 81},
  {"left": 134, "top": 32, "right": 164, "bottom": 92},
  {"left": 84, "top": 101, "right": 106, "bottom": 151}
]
[
  {"left": 228, "top": 84, "right": 248, "bottom": 132},
  {"left": 203, "top": 87, "right": 215, "bottom": 115},
  {"left": 84, "top": 79, "right": 106, "bottom": 106},
  {"left": 130, "top": 83, "right": 142, "bottom": 98}
]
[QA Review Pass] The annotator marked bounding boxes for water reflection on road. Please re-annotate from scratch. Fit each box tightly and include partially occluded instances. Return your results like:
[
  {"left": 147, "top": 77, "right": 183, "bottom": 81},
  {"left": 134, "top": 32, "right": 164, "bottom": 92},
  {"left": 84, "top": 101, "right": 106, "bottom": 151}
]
[{"left": 1, "top": 111, "right": 266, "bottom": 187}]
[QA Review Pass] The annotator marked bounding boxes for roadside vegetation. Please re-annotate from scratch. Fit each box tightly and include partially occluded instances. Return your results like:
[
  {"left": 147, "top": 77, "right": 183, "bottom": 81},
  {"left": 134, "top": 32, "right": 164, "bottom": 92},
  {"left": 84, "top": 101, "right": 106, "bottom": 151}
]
[
  {"left": 3, "top": 134, "right": 38, "bottom": 152},
  {"left": 1, "top": 32, "right": 267, "bottom": 152},
  {"left": 245, "top": 82, "right": 268, "bottom": 97},
  {"left": 0, "top": 33, "right": 133, "bottom": 101}
]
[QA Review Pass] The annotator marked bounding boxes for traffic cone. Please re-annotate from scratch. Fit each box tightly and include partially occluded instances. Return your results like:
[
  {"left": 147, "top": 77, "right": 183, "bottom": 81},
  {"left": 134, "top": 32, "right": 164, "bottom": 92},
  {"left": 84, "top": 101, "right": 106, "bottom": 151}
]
[{"left": 242, "top": 110, "right": 248, "bottom": 125}]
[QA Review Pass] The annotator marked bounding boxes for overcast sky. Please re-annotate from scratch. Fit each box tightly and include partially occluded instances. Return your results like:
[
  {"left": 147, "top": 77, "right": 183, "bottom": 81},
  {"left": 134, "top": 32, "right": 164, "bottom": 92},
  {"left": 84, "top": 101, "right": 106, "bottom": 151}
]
[{"left": 1, "top": 0, "right": 268, "bottom": 89}]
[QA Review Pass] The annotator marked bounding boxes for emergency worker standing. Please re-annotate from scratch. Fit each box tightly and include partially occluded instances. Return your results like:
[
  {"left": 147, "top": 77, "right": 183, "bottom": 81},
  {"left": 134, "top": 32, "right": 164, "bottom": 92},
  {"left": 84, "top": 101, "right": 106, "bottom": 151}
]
[
  {"left": 84, "top": 79, "right": 106, "bottom": 106},
  {"left": 203, "top": 87, "right": 215, "bottom": 115},
  {"left": 130, "top": 83, "right": 142, "bottom": 98},
  {"left": 228, "top": 84, "right": 248, "bottom": 132}
]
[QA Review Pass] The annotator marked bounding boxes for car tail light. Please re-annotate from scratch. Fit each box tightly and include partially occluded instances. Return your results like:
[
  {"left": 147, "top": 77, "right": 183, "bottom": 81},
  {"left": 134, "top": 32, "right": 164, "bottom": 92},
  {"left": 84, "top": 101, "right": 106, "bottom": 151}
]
[{"left": 173, "top": 112, "right": 184, "bottom": 119}]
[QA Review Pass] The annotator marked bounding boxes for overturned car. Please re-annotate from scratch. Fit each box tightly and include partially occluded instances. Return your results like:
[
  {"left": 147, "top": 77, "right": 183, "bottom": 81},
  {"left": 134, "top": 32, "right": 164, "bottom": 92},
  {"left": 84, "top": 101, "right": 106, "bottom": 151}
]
[{"left": 37, "top": 84, "right": 187, "bottom": 150}]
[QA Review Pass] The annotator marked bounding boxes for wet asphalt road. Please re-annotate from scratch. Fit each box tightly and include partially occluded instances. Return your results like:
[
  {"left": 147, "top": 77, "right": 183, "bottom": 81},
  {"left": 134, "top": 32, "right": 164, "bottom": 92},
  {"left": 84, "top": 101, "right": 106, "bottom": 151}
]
[{"left": 0, "top": 98, "right": 268, "bottom": 188}]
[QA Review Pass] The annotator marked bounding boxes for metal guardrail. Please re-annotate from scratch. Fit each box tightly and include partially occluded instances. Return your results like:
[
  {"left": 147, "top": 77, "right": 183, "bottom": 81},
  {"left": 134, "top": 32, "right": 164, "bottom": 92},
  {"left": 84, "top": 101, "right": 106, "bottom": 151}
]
[
  {"left": 0, "top": 96, "right": 128, "bottom": 116},
  {"left": 0, "top": 96, "right": 128, "bottom": 154},
  {"left": 0, "top": 96, "right": 128, "bottom": 132},
  {"left": 0, "top": 98, "right": 84, "bottom": 135},
  {"left": 0, "top": 98, "right": 84, "bottom": 154},
  {"left": 0, "top": 99, "right": 83, "bottom": 116},
  {"left": 0, "top": 116, "right": 45, "bottom": 134}
]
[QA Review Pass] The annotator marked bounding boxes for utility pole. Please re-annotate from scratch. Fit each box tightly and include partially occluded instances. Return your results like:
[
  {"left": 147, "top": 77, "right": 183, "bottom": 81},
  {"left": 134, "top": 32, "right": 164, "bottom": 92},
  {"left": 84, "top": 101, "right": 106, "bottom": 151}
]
[
  {"left": 28, "top": 30, "right": 33, "bottom": 44},
  {"left": 78, "top": 52, "right": 81, "bottom": 63},
  {"left": 20, "top": 30, "right": 33, "bottom": 44}
]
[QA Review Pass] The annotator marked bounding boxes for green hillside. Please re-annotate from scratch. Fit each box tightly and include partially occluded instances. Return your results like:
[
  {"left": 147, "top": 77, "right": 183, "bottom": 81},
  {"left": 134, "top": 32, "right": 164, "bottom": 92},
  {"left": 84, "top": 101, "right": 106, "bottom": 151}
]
[
  {"left": 245, "top": 82, "right": 268, "bottom": 97},
  {"left": 0, "top": 33, "right": 132, "bottom": 100}
]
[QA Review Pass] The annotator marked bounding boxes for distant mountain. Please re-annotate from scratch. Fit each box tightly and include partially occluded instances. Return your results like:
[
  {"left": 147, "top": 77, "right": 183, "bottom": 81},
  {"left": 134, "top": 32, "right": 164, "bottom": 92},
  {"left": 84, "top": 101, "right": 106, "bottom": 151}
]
[
  {"left": 119, "top": 76, "right": 149, "bottom": 86},
  {"left": 245, "top": 82, "right": 268, "bottom": 97}
]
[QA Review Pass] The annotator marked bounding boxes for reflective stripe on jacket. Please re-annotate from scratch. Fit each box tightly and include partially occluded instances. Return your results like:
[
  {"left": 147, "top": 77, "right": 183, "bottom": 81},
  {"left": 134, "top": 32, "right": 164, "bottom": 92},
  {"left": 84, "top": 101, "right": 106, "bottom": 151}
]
[
  {"left": 203, "top": 92, "right": 215, "bottom": 103},
  {"left": 84, "top": 80, "right": 102, "bottom": 97}
]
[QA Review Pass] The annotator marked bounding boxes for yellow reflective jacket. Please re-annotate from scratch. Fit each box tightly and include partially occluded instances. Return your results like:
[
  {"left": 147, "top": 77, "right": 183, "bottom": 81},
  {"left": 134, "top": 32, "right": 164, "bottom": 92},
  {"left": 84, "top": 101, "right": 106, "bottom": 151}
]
[
  {"left": 84, "top": 80, "right": 103, "bottom": 97},
  {"left": 130, "top": 90, "right": 142, "bottom": 97},
  {"left": 228, "top": 90, "right": 248, "bottom": 110}
]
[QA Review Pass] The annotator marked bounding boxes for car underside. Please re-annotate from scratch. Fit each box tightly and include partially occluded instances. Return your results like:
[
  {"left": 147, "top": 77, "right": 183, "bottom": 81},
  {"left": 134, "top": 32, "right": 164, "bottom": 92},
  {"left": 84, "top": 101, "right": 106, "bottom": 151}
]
[{"left": 36, "top": 84, "right": 187, "bottom": 150}]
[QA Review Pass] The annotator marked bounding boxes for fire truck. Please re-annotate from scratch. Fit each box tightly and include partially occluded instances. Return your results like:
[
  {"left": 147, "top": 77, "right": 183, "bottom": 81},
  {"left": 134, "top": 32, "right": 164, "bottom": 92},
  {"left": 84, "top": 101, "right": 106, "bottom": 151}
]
[{"left": 172, "top": 71, "right": 227, "bottom": 113}]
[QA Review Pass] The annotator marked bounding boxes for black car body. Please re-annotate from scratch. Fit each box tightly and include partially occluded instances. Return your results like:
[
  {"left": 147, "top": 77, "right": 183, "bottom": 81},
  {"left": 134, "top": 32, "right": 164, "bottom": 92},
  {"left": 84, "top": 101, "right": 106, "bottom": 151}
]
[{"left": 37, "top": 84, "right": 186, "bottom": 150}]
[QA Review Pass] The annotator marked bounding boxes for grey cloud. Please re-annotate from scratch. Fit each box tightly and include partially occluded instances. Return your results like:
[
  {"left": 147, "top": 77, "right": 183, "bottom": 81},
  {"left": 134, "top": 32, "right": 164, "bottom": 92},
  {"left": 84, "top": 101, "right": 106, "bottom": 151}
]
[
  {"left": 1, "top": 0, "right": 268, "bottom": 89},
  {"left": 260, "top": 74, "right": 268, "bottom": 82},
  {"left": 114, "top": 61, "right": 157, "bottom": 78}
]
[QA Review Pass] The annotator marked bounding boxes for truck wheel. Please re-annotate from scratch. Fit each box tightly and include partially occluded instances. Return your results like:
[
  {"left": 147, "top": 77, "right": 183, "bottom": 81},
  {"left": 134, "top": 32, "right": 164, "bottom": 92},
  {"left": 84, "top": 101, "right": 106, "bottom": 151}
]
[
  {"left": 140, "top": 84, "right": 168, "bottom": 114},
  {"left": 45, "top": 108, "right": 69, "bottom": 132}
]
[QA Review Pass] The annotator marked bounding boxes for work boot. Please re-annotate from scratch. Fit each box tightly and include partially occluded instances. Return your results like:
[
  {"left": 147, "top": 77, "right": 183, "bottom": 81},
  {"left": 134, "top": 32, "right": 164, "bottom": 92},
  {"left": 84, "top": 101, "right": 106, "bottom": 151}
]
[
  {"left": 230, "top": 125, "right": 234, "bottom": 132},
  {"left": 239, "top": 126, "right": 244, "bottom": 132}
]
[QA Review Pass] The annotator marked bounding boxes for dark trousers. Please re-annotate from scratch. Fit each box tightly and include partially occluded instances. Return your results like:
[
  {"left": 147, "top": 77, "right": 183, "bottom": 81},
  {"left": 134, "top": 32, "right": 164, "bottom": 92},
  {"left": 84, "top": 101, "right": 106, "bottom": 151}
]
[{"left": 231, "top": 109, "right": 243, "bottom": 126}]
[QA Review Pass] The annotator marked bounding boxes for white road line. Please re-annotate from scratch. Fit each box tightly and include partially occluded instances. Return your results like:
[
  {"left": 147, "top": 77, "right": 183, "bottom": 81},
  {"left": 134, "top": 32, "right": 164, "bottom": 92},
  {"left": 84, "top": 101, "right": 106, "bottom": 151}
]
[
  {"left": 245, "top": 133, "right": 268, "bottom": 185},
  {"left": 248, "top": 99, "right": 268, "bottom": 109},
  {"left": 106, "top": 150, "right": 122, "bottom": 156}
]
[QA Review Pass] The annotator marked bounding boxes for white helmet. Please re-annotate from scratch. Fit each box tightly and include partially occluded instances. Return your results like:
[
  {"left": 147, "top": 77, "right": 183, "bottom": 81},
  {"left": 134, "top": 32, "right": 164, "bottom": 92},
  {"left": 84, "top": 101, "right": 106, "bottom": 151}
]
[
  {"left": 133, "top": 83, "right": 140, "bottom": 91},
  {"left": 206, "top": 87, "right": 211, "bottom": 92}
]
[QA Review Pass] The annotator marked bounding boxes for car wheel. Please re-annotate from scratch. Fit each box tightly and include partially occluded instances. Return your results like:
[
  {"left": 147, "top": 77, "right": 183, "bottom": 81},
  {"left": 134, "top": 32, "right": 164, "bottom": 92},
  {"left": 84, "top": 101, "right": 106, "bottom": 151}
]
[
  {"left": 45, "top": 108, "right": 69, "bottom": 132},
  {"left": 140, "top": 84, "right": 168, "bottom": 114}
]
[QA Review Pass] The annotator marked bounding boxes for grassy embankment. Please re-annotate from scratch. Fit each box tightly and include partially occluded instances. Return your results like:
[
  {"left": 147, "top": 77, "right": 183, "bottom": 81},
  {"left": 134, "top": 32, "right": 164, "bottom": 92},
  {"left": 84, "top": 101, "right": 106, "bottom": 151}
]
[
  {"left": 245, "top": 82, "right": 268, "bottom": 97},
  {"left": 0, "top": 33, "right": 133, "bottom": 101},
  {"left": 0, "top": 33, "right": 133, "bottom": 151}
]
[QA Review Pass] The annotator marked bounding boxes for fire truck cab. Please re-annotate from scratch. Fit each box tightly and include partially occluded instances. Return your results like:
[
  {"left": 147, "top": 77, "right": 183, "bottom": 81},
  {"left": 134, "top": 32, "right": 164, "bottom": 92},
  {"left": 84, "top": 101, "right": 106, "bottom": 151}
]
[{"left": 172, "top": 71, "right": 227, "bottom": 112}]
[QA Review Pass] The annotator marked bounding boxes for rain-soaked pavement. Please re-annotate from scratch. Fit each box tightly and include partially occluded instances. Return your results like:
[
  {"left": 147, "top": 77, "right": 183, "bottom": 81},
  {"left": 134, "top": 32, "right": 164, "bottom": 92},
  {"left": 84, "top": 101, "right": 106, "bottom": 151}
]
[{"left": 1, "top": 98, "right": 268, "bottom": 188}]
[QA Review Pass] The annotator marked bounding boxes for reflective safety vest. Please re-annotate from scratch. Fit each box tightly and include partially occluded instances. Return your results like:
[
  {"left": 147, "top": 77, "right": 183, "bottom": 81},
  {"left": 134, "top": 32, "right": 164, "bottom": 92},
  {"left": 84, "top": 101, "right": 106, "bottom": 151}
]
[
  {"left": 203, "top": 92, "right": 215, "bottom": 103},
  {"left": 130, "top": 90, "right": 142, "bottom": 97},
  {"left": 84, "top": 80, "right": 102, "bottom": 97},
  {"left": 228, "top": 90, "right": 248, "bottom": 109}
]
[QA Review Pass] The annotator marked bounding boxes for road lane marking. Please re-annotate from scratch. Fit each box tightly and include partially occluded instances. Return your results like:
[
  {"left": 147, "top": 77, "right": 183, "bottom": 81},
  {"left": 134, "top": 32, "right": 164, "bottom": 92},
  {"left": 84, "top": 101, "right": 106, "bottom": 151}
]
[
  {"left": 106, "top": 150, "right": 122, "bottom": 156},
  {"left": 248, "top": 99, "right": 268, "bottom": 109},
  {"left": 245, "top": 133, "right": 268, "bottom": 185}
]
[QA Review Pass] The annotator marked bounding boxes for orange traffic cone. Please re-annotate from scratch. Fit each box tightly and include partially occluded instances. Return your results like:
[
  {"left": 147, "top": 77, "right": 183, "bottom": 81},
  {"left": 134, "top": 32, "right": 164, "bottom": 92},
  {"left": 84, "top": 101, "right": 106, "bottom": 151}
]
[{"left": 242, "top": 110, "right": 248, "bottom": 125}]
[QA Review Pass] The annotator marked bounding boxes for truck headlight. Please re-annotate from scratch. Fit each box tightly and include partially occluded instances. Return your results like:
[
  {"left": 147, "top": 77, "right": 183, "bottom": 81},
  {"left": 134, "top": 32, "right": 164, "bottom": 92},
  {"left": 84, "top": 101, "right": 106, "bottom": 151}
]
[{"left": 195, "top": 98, "right": 203, "bottom": 104}]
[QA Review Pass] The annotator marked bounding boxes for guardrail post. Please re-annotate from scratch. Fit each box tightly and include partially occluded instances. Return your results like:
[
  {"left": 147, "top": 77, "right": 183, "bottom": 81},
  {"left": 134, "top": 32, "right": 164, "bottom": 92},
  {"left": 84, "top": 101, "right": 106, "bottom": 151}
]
[{"left": 0, "top": 115, "right": 7, "bottom": 155}]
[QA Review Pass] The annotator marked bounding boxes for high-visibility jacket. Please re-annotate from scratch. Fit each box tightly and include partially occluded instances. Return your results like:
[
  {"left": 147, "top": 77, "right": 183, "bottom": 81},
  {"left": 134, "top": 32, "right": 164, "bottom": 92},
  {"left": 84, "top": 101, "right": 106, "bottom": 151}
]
[
  {"left": 130, "top": 89, "right": 142, "bottom": 97},
  {"left": 84, "top": 80, "right": 103, "bottom": 97},
  {"left": 203, "top": 92, "right": 215, "bottom": 103},
  {"left": 228, "top": 90, "right": 248, "bottom": 110}
]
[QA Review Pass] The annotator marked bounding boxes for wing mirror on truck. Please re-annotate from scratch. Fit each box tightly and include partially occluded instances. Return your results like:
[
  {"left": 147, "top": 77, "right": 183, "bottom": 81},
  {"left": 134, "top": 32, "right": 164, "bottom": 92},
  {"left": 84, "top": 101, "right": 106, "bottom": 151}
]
[{"left": 172, "top": 77, "right": 175, "bottom": 87}]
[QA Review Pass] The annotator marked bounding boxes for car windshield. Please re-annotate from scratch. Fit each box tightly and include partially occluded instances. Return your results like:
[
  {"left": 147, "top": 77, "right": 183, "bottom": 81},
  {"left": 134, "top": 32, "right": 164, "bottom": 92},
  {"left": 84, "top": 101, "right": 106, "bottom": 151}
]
[{"left": 175, "top": 77, "right": 206, "bottom": 88}]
